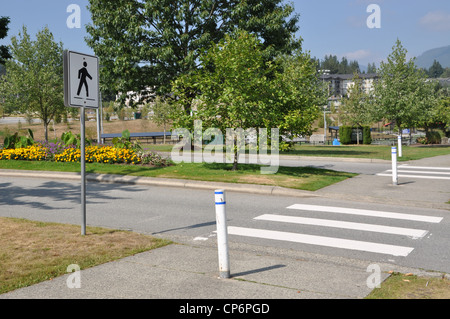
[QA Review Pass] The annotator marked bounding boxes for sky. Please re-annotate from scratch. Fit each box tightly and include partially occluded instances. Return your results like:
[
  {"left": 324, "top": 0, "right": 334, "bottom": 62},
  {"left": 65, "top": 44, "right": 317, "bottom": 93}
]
[{"left": 1, "top": 0, "right": 450, "bottom": 69}]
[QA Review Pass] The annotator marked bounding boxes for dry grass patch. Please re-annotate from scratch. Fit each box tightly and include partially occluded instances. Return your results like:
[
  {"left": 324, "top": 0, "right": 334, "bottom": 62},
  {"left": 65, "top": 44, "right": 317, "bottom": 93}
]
[
  {"left": 366, "top": 272, "right": 450, "bottom": 299},
  {"left": 0, "top": 217, "right": 171, "bottom": 294}
]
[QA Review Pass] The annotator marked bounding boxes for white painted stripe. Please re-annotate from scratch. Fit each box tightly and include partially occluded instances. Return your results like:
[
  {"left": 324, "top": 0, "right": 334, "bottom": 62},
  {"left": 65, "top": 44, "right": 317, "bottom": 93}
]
[
  {"left": 227, "top": 226, "right": 414, "bottom": 257},
  {"left": 399, "top": 165, "right": 450, "bottom": 171},
  {"left": 387, "top": 169, "right": 450, "bottom": 175},
  {"left": 254, "top": 214, "right": 428, "bottom": 238},
  {"left": 286, "top": 204, "right": 443, "bottom": 223},
  {"left": 376, "top": 173, "right": 450, "bottom": 180}
]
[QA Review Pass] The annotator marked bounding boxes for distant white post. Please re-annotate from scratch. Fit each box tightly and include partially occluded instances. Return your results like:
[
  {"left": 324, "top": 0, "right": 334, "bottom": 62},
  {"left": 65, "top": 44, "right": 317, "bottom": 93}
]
[
  {"left": 215, "top": 189, "right": 230, "bottom": 279},
  {"left": 397, "top": 135, "right": 402, "bottom": 157},
  {"left": 391, "top": 147, "right": 398, "bottom": 186}
]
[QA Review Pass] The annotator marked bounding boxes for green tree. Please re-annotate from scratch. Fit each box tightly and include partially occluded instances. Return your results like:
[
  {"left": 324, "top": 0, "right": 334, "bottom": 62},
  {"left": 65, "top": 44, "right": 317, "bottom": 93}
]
[
  {"left": 0, "top": 16, "right": 11, "bottom": 65},
  {"left": 150, "top": 96, "right": 175, "bottom": 144},
  {"left": 372, "top": 39, "right": 437, "bottom": 134},
  {"left": 0, "top": 26, "right": 65, "bottom": 141},
  {"left": 367, "top": 62, "right": 377, "bottom": 74},
  {"left": 86, "top": 0, "right": 301, "bottom": 109},
  {"left": 428, "top": 60, "right": 444, "bottom": 78},
  {"left": 442, "top": 67, "right": 450, "bottom": 78},
  {"left": 341, "top": 73, "right": 373, "bottom": 144},
  {"left": 321, "top": 55, "right": 340, "bottom": 74},
  {"left": 172, "top": 30, "right": 323, "bottom": 170}
]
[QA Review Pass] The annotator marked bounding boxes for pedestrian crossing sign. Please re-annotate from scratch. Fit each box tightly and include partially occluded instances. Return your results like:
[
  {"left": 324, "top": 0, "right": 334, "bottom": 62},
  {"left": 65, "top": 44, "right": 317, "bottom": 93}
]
[{"left": 64, "top": 50, "right": 99, "bottom": 109}]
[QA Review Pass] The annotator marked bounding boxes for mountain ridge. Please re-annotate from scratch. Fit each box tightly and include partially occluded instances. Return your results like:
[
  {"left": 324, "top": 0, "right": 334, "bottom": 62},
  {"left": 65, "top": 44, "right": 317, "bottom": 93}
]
[{"left": 415, "top": 45, "right": 450, "bottom": 69}]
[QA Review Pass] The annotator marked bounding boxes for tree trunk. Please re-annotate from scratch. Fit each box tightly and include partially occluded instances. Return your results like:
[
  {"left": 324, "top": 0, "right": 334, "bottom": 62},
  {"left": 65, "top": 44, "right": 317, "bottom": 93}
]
[
  {"left": 232, "top": 151, "right": 238, "bottom": 171},
  {"left": 163, "top": 123, "right": 166, "bottom": 144},
  {"left": 44, "top": 122, "right": 49, "bottom": 141}
]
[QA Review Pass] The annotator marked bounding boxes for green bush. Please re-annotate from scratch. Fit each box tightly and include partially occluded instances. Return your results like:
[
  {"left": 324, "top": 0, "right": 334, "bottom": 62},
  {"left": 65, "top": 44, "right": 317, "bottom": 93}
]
[
  {"left": 3, "top": 129, "right": 34, "bottom": 149},
  {"left": 339, "top": 126, "right": 352, "bottom": 145},
  {"left": 425, "top": 131, "right": 441, "bottom": 144},
  {"left": 363, "top": 126, "right": 372, "bottom": 145}
]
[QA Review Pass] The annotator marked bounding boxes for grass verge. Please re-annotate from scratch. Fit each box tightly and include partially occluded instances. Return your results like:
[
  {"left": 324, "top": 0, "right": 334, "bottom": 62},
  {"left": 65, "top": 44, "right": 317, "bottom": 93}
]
[
  {"left": 279, "top": 145, "right": 450, "bottom": 161},
  {"left": 0, "top": 217, "right": 171, "bottom": 294},
  {"left": 142, "top": 144, "right": 450, "bottom": 162},
  {"left": 0, "top": 160, "right": 357, "bottom": 191},
  {"left": 366, "top": 272, "right": 450, "bottom": 299}
]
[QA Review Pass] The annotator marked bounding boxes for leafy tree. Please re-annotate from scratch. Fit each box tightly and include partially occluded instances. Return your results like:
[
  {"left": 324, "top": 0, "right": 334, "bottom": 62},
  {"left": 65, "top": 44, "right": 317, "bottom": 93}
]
[
  {"left": 340, "top": 73, "right": 373, "bottom": 144},
  {"left": 150, "top": 96, "right": 175, "bottom": 144},
  {"left": 372, "top": 39, "right": 437, "bottom": 134},
  {"left": 171, "top": 30, "right": 323, "bottom": 170},
  {"left": 0, "top": 26, "right": 65, "bottom": 141},
  {"left": 86, "top": 0, "right": 301, "bottom": 109},
  {"left": 0, "top": 16, "right": 11, "bottom": 65}
]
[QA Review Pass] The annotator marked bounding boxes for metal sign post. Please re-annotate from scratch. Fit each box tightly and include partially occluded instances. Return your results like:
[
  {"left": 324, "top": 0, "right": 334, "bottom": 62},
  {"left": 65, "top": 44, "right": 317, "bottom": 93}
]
[
  {"left": 64, "top": 50, "right": 99, "bottom": 235},
  {"left": 80, "top": 106, "right": 86, "bottom": 235}
]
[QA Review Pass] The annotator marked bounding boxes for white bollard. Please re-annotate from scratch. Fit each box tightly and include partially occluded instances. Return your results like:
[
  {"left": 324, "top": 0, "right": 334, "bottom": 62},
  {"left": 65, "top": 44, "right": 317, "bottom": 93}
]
[
  {"left": 397, "top": 135, "right": 402, "bottom": 157},
  {"left": 391, "top": 146, "right": 398, "bottom": 186},
  {"left": 214, "top": 189, "right": 230, "bottom": 279}
]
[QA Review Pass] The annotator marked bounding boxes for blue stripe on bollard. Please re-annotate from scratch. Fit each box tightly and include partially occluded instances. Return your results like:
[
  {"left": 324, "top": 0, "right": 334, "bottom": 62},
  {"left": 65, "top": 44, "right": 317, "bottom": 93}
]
[{"left": 215, "top": 201, "right": 226, "bottom": 205}]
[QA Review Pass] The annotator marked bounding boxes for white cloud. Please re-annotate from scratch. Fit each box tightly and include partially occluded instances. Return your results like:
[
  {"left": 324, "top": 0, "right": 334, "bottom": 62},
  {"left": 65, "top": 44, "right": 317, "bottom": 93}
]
[
  {"left": 419, "top": 11, "right": 450, "bottom": 31},
  {"left": 342, "top": 49, "right": 372, "bottom": 60}
]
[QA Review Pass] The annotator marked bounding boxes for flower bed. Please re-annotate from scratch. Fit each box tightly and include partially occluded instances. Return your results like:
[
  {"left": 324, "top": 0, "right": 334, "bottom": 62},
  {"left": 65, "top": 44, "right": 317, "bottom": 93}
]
[
  {"left": 1, "top": 145, "right": 142, "bottom": 164},
  {"left": 54, "top": 146, "right": 141, "bottom": 164},
  {"left": 0, "top": 144, "right": 172, "bottom": 167},
  {"left": 0, "top": 145, "right": 48, "bottom": 161}
]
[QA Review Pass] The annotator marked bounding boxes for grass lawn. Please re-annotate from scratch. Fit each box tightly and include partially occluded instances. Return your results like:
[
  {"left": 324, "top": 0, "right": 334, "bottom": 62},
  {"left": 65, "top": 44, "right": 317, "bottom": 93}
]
[
  {"left": 0, "top": 217, "right": 171, "bottom": 294},
  {"left": 141, "top": 144, "right": 450, "bottom": 162},
  {"left": 0, "top": 160, "right": 356, "bottom": 191},
  {"left": 366, "top": 272, "right": 450, "bottom": 299},
  {"left": 280, "top": 144, "right": 450, "bottom": 161}
]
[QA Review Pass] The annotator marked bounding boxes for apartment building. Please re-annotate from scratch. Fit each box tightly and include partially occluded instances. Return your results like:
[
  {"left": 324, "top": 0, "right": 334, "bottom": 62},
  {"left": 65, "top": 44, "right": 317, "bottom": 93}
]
[{"left": 319, "top": 73, "right": 379, "bottom": 98}]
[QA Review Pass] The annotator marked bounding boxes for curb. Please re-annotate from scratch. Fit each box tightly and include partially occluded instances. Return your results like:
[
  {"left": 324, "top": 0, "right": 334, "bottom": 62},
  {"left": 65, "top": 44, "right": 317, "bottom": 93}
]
[{"left": 0, "top": 169, "right": 318, "bottom": 198}]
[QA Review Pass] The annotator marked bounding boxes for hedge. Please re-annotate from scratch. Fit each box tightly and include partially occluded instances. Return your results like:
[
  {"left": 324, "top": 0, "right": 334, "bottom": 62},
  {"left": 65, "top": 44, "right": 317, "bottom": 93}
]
[{"left": 338, "top": 126, "right": 372, "bottom": 145}]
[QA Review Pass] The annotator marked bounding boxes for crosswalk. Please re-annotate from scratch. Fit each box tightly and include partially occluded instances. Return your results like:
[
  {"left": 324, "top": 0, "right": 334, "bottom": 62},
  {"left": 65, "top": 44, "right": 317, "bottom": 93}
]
[
  {"left": 376, "top": 165, "right": 450, "bottom": 181},
  {"left": 226, "top": 204, "right": 443, "bottom": 257}
]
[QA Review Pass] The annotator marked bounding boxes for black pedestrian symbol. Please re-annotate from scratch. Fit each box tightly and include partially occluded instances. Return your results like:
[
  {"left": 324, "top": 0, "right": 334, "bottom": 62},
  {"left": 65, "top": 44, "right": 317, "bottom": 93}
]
[{"left": 77, "top": 61, "right": 92, "bottom": 97}]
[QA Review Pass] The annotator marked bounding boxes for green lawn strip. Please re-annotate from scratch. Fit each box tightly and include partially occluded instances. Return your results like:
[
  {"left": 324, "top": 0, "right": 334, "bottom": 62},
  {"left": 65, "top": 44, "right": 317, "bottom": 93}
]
[
  {"left": 0, "top": 217, "right": 171, "bottom": 294},
  {"left": 280, "top": 145, "right": 450, "bottom": 161},
  {"left": 365, "top": 272, "right": 450, "bottom": 299},
  {"left": 0, "top": 160, "right": 356, "bottom": 191},
  {"left": 143, "top": 144, "right": 450, "bottom": 162}
]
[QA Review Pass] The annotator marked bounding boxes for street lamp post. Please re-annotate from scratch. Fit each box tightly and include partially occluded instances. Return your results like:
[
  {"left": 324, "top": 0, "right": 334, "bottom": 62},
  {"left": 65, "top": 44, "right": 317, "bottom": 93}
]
[{"left": 323, "top": 105, "right": 327, "bottom": 145}]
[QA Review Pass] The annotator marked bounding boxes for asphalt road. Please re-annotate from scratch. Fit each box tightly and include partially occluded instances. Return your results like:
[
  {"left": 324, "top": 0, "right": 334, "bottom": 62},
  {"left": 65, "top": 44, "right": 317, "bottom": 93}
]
[{"left": 1, "top": 174, "right": 448, "bottom": 274}]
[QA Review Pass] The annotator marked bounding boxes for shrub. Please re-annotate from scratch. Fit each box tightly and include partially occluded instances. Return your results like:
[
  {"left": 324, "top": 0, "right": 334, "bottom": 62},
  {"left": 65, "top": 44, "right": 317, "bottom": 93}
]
[
  {"left": 425, "top": 131, "right": 441, "bottom": 144},
  {"left": 363, "top": 126, "right": 372, "bottom": 145},
  {"left": 139, "top": 151, "right": 173, "bottom": 167},
  {"left": 339, "top": 126, "right": 352, "bottom": 145},
  {"left": 3, "top": 129, "right": 34, "bottom": 149}
]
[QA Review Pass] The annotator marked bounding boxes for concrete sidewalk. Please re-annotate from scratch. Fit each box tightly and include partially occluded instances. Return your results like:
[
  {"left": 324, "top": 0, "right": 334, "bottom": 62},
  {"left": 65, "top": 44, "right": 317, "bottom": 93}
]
[
  {"left": 2, "top": 237, "right": 430, "bottom": 300},
  {"left": 0, "top": 154, "right": 449, "bottom": 299}
]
